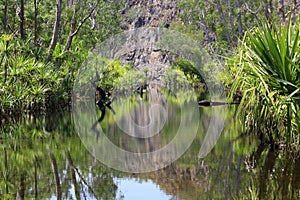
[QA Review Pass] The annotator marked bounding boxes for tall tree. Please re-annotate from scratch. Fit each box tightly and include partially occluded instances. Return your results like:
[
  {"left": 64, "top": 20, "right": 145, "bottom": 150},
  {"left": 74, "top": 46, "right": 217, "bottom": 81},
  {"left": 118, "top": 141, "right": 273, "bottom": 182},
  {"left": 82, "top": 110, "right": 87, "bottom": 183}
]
[
  {"left": 236, "top": 0, "right": 243, "bottom": 36},
  {"left": 64, "top": 2, "right": 78, "bottom": 51},
  {"left": 64, "top": 0, "right": 101, "bottom": 51},
  {"left": 216, "top": 0, "right": 232, "bottom": 48},
  {"left": 292, "top": 0, "right": 298, "bottom": 23},
  {"left": 279, "top": 0, "right": 285, "bottom": 20},
  {"left": 48, "top": 0, "right": 63, "bottom": 54},
  {"left": 20, "top": 0, "right": 25, "bottom": 39},
  {"left": 34, "top": 0, "right": 38, "bottom": 45},
  {"left": 264, "top": 0, "right": 272, "bottom": 21},
  {"left": 2, "top": 0, "right": 8, "bottom": 31},
  {"left": 227, "top": 0, "right": 237, "bottom": 42}
]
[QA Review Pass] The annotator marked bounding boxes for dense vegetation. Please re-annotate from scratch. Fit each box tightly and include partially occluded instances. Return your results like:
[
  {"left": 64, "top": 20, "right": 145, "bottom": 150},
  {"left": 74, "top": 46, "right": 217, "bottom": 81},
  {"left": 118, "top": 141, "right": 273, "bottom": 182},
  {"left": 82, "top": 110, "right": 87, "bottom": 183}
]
[
  {"left": 0, "top": 0, "right": 299, "bottom": 163},
  {"left": 0, "top": 0, "right": 124, "bottom": 114},
  {"left": 173, "top": 0, "right": 300, "bottom": 149},
  {"left": 228, "top": 19, "right": 300, "bottom": 148},
  {"left": 1, "top": 1, "right": 299, "bottom": 199}
]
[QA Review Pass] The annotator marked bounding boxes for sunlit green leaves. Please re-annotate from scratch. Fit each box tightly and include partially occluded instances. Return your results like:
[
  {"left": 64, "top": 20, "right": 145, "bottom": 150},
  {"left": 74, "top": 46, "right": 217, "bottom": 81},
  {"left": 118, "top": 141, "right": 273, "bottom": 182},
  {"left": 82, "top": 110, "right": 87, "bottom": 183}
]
[
  {"left": 0, "top": 52, "right": 63, "bottom": 111},
  {"left": 246, "top": 20, "right": 300, "bottom": 95},
  {"left": 228, "top": 18, "right": 300, "bottom": 146}
]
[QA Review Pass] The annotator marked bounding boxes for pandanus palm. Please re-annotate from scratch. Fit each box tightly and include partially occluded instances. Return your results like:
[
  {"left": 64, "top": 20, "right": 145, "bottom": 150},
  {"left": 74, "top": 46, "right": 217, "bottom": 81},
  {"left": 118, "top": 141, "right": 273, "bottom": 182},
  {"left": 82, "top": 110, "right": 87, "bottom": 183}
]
[
  {"left": 247, "top": 20, "right": 300, "bottom": 98},
  {"left": 229, "top": 18, "right": 300, "bottom": 146}
]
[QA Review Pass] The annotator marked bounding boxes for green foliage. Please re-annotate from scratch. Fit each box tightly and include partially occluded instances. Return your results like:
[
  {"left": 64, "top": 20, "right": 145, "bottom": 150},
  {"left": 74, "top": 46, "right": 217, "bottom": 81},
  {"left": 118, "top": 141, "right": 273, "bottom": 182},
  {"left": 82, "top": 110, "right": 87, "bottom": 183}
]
[
  {"left": 114, "top": 68, "right": 147, "bottom": 95},
  {"left": 0, "top": 0, "right": 125, "bottom": 113},
  {"left": 0, "top": 34, "right": 70, "bottom": 112},
  {"left": 164, "top": 66, "right": 191, "bottom": 91},
  {"left": 246, "top": 21, "right": 300, "bottom": 96},
  {"left": 175, "top": 0, "right": 300, "bottom": 54},
  {"left": 172, "top": 58, "right": 206, "bottom": 91},
  {"left": 0, "top": 113, "right": 119, "bottom": 199},
  {"left": 0, "top": 56, "right": 62, "bottom": 110},
  {"left": 97, "top": 59, "right": 131, "bottom": 91},
  {"left": 170, "top": 21, "right": 203, "bottom": 42},
  {"left": 75, "top": 57, "right": 132, "bottom": 90},
  {"left": 174, "top": 0, "right": 235, "bottom": 52},
  {"left": 228, "top": 18, "right": 300, "bottom": 146}
]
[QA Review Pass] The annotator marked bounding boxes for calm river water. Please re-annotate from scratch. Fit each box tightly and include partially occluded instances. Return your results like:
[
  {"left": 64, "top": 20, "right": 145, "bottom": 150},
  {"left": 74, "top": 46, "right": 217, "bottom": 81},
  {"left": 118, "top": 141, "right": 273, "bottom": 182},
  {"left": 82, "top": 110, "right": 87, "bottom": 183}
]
[{"left": 0, "top": 94, "right": 299, "bottom": 199}]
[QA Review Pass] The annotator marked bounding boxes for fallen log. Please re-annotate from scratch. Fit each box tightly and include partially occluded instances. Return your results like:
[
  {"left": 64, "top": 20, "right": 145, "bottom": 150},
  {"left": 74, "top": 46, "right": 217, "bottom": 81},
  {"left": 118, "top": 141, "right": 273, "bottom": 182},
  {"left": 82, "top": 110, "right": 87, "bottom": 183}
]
[{"left": 198, "top": 100, "right": 240, "bottom": 107}]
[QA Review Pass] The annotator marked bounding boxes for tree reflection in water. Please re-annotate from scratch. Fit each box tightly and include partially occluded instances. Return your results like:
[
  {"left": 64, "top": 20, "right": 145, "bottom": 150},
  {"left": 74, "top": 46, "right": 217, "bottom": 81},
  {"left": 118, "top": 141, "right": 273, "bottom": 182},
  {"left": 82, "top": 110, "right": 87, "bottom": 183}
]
[{"left": 0, "top": 106, "right": 299, "bottom": 199}]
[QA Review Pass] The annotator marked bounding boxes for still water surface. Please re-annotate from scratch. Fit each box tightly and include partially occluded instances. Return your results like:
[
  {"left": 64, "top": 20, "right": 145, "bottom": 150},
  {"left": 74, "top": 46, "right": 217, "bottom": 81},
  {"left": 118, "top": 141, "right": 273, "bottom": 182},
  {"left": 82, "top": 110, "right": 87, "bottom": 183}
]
[
  {"left": 0, "top": 95, "right": 299, "bottom": 199},
  {"left": 115, "top": 178, "right": 173, "bottom": 200}
]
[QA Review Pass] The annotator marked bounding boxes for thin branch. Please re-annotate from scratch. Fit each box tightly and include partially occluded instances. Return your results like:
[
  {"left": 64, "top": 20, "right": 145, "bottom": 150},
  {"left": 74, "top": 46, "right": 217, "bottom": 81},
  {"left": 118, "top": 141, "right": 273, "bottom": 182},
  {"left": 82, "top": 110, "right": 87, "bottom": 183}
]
[
  {"left": 245, "top": 2, "right": 260, "bottom": 15},
  {"left": 71, "top": 0, "right": 102, "bottom": 37}
]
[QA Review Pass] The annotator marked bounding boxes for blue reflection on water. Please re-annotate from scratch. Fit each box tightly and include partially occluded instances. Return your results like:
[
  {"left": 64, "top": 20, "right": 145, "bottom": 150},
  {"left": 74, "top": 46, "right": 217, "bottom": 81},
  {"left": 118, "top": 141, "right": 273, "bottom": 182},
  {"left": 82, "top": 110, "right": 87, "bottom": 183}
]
[{"left": 115, "top": 178, "right": 173, "bottom": 200}]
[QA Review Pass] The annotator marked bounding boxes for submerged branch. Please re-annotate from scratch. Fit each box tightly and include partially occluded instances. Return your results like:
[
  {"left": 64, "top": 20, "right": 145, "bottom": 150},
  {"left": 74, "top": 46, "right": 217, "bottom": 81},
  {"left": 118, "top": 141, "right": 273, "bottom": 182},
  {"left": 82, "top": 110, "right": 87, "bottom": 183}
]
[{"left": 198, "top": 100, "right": 240, "bottom": 107}]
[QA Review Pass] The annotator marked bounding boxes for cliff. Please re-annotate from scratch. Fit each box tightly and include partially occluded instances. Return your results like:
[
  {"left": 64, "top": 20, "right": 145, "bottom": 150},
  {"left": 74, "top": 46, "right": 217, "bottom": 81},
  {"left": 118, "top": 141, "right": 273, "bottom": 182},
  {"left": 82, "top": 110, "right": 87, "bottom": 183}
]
[
  {"left": 121, "top": 0, "right": 177, "bottom": 30},
  {"left": 117, "top": 0, "right": 178, "bottom": 82}
]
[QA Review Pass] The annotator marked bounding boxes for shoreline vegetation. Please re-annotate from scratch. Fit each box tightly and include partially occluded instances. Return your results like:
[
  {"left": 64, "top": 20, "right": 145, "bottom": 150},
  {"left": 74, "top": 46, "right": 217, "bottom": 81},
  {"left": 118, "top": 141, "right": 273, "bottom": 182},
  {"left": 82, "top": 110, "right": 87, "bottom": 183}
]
[
  {"left": 0, "top": 1, "right": 299, "bottom": 151},
  {"left": 227, "top": 18, "right": 300, "bottom": 150}
]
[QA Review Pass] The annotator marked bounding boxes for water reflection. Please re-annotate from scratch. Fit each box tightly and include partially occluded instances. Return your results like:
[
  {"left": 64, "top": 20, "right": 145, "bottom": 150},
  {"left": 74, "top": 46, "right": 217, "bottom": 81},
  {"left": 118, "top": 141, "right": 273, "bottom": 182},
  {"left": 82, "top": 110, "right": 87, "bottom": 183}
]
[
  {"left": 74, "top": 88, "right": 200, "bottom": 172},
  {"left": 0, "top": 108, "right": 299, "bottom": 199},
  {"left": 115, "top": 178, "right": 173, "bottom": 200}
]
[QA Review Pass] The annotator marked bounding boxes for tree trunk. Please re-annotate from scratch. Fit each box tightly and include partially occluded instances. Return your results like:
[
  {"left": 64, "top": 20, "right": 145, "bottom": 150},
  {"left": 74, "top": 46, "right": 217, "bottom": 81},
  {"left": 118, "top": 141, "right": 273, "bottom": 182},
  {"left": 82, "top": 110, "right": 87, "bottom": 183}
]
[
  {"left": 279, "top": 0, "right": 285, "bottom": 20},
  {"left": 66, "top": 151, "right": 80, "bottom": 200},
  {"left": 49, "top": 152, "right": 62, "bottom": 200},
  {"left": 264, "top": 0, "right": 272, "bottom": 21},
  {"left": 0, "top": 40, "right": 9, "bottom": 83},
  {"left": 64, "top": 5, "right": 77, "bottom": 51},
  {"left": 20, "top": 0, "right": 25, "bottom": 39},
  {"left": 269, "top": 0, "right": 273, "bottom": 17},
  {"left": 2, "top": 0, "right": 8, "bottom": 31},
  {"left": 236, "top": 0, "right": 243, "bottom": 36},
  {"left": 48, "top": 0, "right": 63, "bottom": 54},
  {"left": 201, "top": 10, "right": 212, "bottom": 48},
  {"left": 64, "top": 0, "right": 101, "bottom": 51},
  {"left": 34, "top": 0, "right": 38, "bottom": 45},
  {"left": 227, "top": 0, "right": 237, "bottom": 42},
  {"left": 292, "top": 0, "right": 297, "bottom": 23},
  {"left": 216, "top": 0, "right": 232, "bottom": 48}
]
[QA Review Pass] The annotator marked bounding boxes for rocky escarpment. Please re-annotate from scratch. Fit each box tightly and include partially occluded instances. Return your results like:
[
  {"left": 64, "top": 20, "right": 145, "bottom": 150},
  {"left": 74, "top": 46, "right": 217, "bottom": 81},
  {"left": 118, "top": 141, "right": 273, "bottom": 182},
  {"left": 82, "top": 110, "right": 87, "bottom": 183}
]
[
  {"left": 117, "top": 0, "right": 177, "bottom": 82},
  {"left": 121, "top": 0, "right": 177, "bottom": 30}
]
